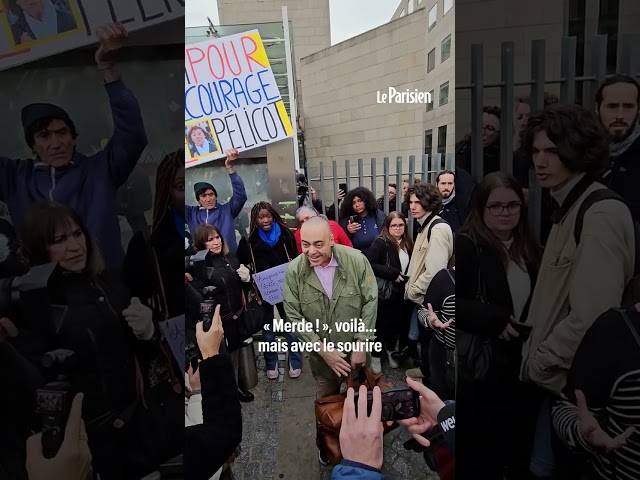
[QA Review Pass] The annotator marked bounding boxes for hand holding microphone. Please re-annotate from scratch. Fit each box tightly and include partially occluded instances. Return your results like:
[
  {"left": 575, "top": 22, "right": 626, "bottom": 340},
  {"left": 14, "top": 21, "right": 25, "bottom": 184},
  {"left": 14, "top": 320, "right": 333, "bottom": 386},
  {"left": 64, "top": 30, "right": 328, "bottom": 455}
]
[{"left": 122, "top": 297, "right": 155, "bottom": 340}]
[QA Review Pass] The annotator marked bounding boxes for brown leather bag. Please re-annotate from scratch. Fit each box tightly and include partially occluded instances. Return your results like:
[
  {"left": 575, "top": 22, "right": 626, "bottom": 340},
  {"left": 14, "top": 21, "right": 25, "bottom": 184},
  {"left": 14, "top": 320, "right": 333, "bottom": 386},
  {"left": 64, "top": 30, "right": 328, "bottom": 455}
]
[{"left": 314, "top": 367, "right": 398, "bottom": 465}]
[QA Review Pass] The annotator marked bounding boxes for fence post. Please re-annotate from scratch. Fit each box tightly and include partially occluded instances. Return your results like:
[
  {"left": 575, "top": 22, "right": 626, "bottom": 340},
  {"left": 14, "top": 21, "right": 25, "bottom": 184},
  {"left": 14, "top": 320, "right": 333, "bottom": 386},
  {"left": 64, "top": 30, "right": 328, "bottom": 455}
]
[
  {"left": 319, "top": 161, "right": 327, "bottom": 216},
  {"left": 383, "top": 157, "right": 390, "bottom": 216},
  {"left": 471, "top": 44, "right": 484, "bottom": 181},
  {"left": 560, "top": 37, "right": 577, "bottom": 104},
  {"left": 404, "top": 155, "right": 415, "bottom": 212},
  {"left": 586, "top": 34, "right": 608, "bottom": 111},
  {"left": 618, "top": 34, "right": 640, "bottom": 77},
  {"left": 358, "top": 158, "right": 364, "bottom": 189},
  {"left": 446, "top": 153, "right": 455, "bottom": 171},
  {"left": 422, "top": 154, "right": 429, "bottom": 183},
  {"left": 345, "top": 159, "right": 352, "bottom": 193},
  {"left": 371, "top": 158, "right": 377, "bottom": 197},
  {"left": 395, "top": 156, "right": 403, "bottom": 214},
  {"left": 500, "top": 42, "right": 515, "bottom": 174},
  {"left": 529, "top": 39, "right": 546, "bottom": 241},
  {"left": 332, "top": 160, "right": 339, "bottom": 217}
]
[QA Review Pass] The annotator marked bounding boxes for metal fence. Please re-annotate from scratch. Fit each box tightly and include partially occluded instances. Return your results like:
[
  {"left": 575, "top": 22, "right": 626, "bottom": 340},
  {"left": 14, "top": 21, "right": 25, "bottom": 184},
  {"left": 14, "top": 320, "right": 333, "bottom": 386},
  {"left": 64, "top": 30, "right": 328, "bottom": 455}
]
[
  {"left": 456, "top": 33, "right": 640, "bottom": 239},
  {"left": 308, "top": 153, "right": 455, "bottom": 238}
]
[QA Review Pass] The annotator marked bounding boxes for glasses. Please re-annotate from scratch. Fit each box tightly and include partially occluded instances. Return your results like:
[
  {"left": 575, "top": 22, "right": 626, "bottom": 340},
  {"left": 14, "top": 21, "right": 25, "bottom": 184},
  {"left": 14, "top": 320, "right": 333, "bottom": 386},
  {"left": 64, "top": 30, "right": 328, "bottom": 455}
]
[
  {"left": 389, "top": 224, "right": 405, "bottom": 229},
  {"left": 486, "top": 202, "right": 522, "bottom": 216}
]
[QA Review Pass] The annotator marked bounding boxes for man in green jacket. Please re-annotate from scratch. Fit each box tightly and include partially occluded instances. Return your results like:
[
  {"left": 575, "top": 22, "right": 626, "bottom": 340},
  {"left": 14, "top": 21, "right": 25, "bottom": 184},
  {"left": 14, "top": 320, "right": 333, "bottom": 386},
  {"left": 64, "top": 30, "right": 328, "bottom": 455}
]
[{"left": 283, "top": 217, "right": 379, "bottom": 400}]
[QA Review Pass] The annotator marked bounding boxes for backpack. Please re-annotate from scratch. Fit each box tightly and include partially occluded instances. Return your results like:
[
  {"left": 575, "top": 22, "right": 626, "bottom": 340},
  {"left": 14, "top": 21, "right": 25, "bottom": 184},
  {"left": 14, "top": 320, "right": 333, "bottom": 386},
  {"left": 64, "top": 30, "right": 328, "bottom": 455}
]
[{"left": 574, "top": 189, "right": 640, "bottom": 307}]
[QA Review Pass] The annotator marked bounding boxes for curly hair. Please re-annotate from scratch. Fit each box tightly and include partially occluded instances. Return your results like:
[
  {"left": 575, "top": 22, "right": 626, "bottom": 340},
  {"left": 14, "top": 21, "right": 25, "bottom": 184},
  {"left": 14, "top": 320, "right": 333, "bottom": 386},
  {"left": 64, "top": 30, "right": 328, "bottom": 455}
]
[
  {"left": 404, "top": 183, "right": 442, "bottom": 214},
  {"left": 338, "top": 187, "right": 378, "bottom": 220},
  {"left": 520, "top": 104, "right": 609, "bottom": 174},
  {"left": 249, "top": 201, "right": 290, "bottom": 238},
  {"left": 152, "top": 149, "right": 183, "bottom": 234}
]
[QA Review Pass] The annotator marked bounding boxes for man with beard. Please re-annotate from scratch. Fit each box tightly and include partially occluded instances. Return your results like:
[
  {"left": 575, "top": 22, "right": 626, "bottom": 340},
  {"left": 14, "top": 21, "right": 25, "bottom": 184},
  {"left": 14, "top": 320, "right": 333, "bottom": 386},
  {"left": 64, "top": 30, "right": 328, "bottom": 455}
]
[
  {"left": 435, "top": 171, "right": 459, "bottom": 232},
  {"left": 596, "top": 75, "right": 640, "bottom": 221}
]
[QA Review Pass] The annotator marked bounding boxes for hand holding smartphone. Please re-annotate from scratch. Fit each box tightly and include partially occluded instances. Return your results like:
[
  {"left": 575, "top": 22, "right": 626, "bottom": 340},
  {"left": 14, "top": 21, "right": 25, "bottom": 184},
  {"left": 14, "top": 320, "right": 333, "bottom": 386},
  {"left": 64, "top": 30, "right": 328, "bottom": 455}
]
[{"left": 354, "top": 388, "right": 420, "bottom": 422}]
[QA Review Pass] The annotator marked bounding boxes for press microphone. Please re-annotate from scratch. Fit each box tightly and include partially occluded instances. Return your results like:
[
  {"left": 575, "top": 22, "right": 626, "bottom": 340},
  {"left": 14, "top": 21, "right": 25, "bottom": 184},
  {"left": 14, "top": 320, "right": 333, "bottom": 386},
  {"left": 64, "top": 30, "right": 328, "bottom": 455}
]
[{"left": 403, "top": 401, "right": 455, "bottom": 453}]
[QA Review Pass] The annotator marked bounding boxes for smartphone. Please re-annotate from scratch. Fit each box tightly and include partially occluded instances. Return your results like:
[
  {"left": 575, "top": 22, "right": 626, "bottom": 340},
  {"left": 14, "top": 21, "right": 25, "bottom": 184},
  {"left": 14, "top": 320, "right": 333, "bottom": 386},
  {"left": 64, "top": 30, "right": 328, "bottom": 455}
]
[
  {"left": 339, "top": 183, "right": 347, "bottom": 193},
  {"left": 349, "top": 214, "right": 358, "bottom": 224},
  {"left": 510, "top": 322, "right": 532, "bottom": 340},
  {"left": 400, "top": 273, "right": 410, "bottom": 281},
  {"left": 354, "top": 388, "right": 420, "bottom": 422},
  {"left": 200, "top": 300, "right": 216, "bottom": 332}
]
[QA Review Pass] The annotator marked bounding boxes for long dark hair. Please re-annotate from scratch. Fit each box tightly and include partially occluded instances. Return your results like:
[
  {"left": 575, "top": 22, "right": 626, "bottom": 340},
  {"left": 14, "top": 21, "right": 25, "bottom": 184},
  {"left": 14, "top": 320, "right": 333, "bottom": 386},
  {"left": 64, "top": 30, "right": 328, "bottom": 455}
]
[
  {"left": 152, "top": 149, "right": 183, "bottom": 234},
  {"left": 249, "top": 201, "right": 290, "bottom": 238},
  {"left": 379, "top": 211, "right": 413, "bottom": 255},
  {"left": 460, "top": 172, "right": 541, "bottom": 267},
  {"left": 339, "top": 187, "right": 377, "bottom": 220}
]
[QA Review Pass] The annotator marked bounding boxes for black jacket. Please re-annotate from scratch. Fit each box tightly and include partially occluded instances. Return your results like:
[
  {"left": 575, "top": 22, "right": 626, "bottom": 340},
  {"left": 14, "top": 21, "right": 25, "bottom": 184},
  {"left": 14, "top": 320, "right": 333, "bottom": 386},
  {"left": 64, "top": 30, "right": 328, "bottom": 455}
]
[
  {"left": 600, "top": 135, "right": 640, "bottom": 222},
  {"left": 457, "top": 234, "right": 538, "bottom": 377},
  {"left": 365, "top": 236, "right": 411, "bottom": 298},
  {"left": 237, "top": 227, "right": 296, "bottom": 276},
  {"left": 185, "top": 353, "right": 242, "bottom": 480}
]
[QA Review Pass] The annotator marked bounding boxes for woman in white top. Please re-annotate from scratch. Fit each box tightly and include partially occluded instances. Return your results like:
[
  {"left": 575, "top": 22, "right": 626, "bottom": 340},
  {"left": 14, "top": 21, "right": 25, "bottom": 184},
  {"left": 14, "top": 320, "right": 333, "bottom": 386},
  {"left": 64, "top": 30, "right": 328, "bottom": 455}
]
[
  {"left": 365, "top": 211, "right": 414, "bottom": 373},
  {"left": 456, "top": 172, "right": 542, "bottom": 480}
]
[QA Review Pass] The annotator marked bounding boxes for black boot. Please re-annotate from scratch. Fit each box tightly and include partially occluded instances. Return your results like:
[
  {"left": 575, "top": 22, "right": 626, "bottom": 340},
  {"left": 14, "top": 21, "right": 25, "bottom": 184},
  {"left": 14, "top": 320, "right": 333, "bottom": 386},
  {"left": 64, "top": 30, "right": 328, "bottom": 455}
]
[{"left": 238, "top": 388, "right": 254, "bottom": 402}]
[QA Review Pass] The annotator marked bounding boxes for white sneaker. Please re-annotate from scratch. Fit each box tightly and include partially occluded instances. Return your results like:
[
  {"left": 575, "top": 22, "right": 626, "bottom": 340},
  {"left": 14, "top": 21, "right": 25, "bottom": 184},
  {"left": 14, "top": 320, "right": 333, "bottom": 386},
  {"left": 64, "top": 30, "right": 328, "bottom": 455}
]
[
  {"left": 370, "top": 356, "right": 382, "bottom": 373},
  {"left": 387, "top": 351, "right": 399, "bottom": 369}
]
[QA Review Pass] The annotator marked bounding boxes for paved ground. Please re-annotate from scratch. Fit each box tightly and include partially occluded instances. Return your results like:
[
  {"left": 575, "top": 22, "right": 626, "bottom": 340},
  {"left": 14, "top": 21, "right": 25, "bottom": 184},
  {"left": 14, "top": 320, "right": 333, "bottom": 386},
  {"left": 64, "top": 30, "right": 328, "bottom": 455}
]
[{"left": 229, "top": 342, "right": 438, "bottom": 480}]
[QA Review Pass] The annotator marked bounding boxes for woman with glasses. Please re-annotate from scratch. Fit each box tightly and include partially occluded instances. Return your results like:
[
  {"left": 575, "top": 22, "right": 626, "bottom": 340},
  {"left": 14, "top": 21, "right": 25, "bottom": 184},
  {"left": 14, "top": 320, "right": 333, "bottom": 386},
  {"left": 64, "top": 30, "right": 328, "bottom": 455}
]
[
  {"left": 365, "top": 212, "right": 414, "bottom": 373},
  {"left": 456, "top": 172, "right": 542, "bottom": 480}
]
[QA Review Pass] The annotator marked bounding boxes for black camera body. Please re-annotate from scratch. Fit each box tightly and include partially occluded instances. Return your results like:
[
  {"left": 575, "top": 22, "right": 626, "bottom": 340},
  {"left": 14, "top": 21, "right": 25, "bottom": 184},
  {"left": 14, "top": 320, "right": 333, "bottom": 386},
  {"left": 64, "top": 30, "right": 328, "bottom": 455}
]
[
  {"left": 0, "top": 262, "right": 60, "bottom": 324},
  {"left": 185, "top": 250, "right": 208, "bottom": 280},
  {"left": 185, "top": 342, "right": 199, "bottom": 373},
  {"left": 35, "top": 349, "right": 78, "bottom": 459}
]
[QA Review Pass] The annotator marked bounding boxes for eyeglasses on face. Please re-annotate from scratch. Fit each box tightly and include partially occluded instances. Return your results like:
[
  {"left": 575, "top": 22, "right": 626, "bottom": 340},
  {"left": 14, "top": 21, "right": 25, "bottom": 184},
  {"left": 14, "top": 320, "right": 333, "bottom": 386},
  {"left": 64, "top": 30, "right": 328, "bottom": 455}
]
[
  {"left": 389, "top": 224, "right": 405, "bottom": 229},
  {"left": 486, "top": 202, "right": 522, "bottom": 216}
]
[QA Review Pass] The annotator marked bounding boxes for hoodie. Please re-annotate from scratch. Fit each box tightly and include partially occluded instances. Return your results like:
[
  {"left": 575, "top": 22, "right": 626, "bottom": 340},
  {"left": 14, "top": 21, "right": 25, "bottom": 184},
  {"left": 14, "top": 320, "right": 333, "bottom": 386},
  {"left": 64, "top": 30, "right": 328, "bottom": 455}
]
[{"left": 0, "top": 80, "right": 147, "bottom": 269}]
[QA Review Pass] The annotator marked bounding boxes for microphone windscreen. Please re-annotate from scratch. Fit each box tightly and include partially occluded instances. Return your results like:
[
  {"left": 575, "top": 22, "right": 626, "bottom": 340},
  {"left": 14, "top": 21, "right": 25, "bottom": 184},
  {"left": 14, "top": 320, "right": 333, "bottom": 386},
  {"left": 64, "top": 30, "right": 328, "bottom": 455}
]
[{"left": 437, "top": 402, "right": 455, "bottom": 446}]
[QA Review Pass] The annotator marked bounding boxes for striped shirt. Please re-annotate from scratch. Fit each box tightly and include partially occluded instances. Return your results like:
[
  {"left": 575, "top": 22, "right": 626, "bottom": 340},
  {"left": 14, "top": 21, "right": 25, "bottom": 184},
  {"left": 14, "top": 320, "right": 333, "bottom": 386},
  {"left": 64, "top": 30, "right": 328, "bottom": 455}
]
[
  {"left": 552, "top": 308, "right": 640, "bottom": 480},
  {"left": 420, "top": 268, "right": 455, "bottom": 350}
]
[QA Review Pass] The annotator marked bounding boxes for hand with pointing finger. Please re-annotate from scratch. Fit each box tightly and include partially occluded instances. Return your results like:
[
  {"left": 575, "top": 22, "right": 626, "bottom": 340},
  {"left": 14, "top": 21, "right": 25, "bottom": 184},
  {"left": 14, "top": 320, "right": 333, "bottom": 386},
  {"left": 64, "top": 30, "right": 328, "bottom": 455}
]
[
  {"left": 426, "top": 303, "right": 452, "bottom": 330},
  {"left": 122, "top": 297, "right": 155, "bottom": 340},
  {"left": 26, "top": 393, "right": 92, "bottom": 480},
  {"left": 575, "top": 389, "right": 634, "bottom": 452}
]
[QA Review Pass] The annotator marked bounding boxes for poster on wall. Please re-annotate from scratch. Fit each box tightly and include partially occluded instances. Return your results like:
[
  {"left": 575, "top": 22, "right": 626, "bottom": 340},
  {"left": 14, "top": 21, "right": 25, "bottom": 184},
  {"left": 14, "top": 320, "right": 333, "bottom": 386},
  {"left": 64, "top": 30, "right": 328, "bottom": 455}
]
[
  {"left": 184, "top": 29, "right": 293, "bottom": 168},
  {"left": 0, "top": 0, "right": 184, "bottom": 72}
]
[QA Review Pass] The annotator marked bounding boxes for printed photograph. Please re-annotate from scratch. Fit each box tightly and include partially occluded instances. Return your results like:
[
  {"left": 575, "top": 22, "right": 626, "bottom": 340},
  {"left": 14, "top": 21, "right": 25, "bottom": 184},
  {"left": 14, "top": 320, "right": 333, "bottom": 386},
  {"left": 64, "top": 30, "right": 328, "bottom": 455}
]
[
  {"left": 1, "top": 0, "right": 81, "bottom": 47},
  {"left": 185, "top": 119, "right": 220, "bottom": 160}
]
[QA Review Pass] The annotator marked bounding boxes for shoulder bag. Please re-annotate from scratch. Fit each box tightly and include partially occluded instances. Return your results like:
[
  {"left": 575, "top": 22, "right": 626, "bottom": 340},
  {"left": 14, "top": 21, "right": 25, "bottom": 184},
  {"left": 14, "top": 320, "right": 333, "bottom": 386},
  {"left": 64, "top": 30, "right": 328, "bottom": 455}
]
[{"left": 315, "top": 367, "right": 397, "bottom": 465}]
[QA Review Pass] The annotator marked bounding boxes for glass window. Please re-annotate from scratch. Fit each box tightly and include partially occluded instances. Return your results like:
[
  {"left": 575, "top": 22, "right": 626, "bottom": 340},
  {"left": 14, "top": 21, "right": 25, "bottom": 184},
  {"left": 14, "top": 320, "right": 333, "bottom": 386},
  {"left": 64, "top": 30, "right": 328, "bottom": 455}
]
[
  {"left": 426, "top": 90, "right": 434, "bottom": 112},
  {"left": 444, "top": 0, "right": 453, "bottom": 15},
  {"left": 428, "top": 4, "right": 437, "bottom": 31},
  {"left": 424, "top": 129, "right": 433, "bottom": 157},
  {"left": 441, "top": 34, "right": 451, "bottom": 62},
  {"left": 439, "top": 81, "right": 449, "bottom": 106},
  {"left": 437, "top": 125, "right": 447, "bottom": 157},
  {"left": 427, "top": 48, "right": 436, "bottom": 73}
]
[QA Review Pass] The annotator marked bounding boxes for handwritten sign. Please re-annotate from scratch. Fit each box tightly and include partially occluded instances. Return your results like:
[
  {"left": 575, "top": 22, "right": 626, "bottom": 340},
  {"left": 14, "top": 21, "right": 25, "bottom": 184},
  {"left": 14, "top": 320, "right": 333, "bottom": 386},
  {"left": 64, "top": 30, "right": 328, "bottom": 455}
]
[
  {"left": 159, "top": 315, "right": 185, "bottom": 374},
  {"left": 253, "top": 262, "right": 290, "bottom": 305},
  {"left": 0, "top": 0, "right": 184, "bottom": 72},
  {"left": 184, "top": 29, "right": 293, "bottom": 168}
]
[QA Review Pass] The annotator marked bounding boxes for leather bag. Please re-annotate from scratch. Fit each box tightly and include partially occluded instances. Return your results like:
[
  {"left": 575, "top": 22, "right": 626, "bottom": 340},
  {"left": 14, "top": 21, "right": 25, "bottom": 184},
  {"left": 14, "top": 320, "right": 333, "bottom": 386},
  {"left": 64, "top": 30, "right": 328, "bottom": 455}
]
[{"left": 314, "top": 366, "right": 398, "bottom": 465}]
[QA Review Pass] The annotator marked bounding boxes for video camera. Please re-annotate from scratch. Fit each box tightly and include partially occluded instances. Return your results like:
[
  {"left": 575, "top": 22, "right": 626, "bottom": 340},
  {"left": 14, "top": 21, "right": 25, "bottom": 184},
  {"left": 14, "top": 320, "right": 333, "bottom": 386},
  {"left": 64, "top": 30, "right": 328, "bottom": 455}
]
[{"left": 35, "top": 349, "right": 78, "bottom": 459}]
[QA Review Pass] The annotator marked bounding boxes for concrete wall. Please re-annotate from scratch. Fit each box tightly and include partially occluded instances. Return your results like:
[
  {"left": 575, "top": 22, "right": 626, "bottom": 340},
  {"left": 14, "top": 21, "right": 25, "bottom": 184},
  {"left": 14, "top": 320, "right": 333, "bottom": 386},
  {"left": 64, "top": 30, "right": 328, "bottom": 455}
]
[
  {"left": 455, "top": 0, "right": 565, "bottom": 140},
  {"left": 300, "top": 9, "right": 429, "bottom": 198},
  {"left": 423, "top": 0, "right": 455, "bottom": 159},
  {"left": 217, "top": 0, "right": 331, "bottom": 83}
]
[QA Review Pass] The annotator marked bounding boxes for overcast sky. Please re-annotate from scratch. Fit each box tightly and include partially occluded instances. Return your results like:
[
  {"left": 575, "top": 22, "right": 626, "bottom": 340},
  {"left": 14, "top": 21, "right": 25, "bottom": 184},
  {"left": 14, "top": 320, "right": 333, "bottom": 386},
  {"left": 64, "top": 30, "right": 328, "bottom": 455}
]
[{"left": 185, "top": 0, "right": 399, "bottom": 45}]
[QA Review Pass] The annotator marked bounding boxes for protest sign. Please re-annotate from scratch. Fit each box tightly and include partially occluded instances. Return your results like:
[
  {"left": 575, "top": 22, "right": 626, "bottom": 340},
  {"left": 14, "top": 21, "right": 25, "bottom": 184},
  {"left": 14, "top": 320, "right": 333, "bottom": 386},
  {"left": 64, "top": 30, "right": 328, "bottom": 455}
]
[
  {"left": 159, "top": 314, "right": 185, "bottom": 374},
  {"left": 184, "top": 29, "right": 293, "bottom": 168},
  {"left": 0, "top": 0, "right": 184, "bottom": 72},
  {"left": 253, "top": 262, "right": 290, "bottom": 305}
]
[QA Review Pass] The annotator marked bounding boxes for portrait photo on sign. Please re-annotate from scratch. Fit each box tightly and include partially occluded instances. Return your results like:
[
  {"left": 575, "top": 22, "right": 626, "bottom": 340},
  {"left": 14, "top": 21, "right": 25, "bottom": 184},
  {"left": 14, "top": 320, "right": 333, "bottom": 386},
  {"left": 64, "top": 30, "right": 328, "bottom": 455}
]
[
  {"left": 185, "top": 119, "right": 220, "bottom": 160},
  {"left": 1, "top": 0, "right": 82, "bottom": 48}
]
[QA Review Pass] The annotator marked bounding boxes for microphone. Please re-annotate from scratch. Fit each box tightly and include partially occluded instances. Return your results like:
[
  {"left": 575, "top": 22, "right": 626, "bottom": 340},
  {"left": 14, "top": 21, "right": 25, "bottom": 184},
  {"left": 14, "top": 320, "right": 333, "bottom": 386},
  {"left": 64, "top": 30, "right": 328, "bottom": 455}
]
[{"left": 403, "top": 401, "right": 455, "bottom": 453}]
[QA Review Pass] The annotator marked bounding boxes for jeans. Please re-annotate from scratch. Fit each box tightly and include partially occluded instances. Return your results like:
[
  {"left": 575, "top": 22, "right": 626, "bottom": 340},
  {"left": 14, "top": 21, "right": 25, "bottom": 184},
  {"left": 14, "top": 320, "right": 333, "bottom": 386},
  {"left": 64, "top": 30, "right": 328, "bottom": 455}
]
[
  {"left": 530, "top": 395, "right": 556, "bottom": 478},
  {"left": 262, "top": 302, "right": 303, "bottom": 371}
]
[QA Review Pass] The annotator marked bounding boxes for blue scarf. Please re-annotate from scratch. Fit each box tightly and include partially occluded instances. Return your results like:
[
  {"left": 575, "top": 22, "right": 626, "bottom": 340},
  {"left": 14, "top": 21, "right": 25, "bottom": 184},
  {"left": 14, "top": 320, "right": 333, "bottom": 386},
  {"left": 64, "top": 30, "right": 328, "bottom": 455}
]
[{"left": 258, "top": 222, "right": 281, "bottom": 247}]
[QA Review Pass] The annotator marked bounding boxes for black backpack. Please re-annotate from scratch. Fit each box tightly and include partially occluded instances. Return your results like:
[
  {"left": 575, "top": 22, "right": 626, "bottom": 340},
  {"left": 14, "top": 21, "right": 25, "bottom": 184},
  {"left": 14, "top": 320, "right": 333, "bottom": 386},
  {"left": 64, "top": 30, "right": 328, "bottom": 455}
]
[{"left": 574, "top": 189, "right": 640, "bottom": 307}]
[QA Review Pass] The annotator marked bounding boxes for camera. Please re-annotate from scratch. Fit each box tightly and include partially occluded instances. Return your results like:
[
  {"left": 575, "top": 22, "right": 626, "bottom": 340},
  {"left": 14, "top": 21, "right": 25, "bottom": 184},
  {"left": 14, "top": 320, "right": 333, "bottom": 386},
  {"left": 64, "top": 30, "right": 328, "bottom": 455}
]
[
  {"left": 0, "top": 262, "right": 60, "bottom": 320},
  {"left": 185, "top": 249, "right": 208, "bottom": 279},
  {"left": 185, "top": 342, "right": 199, "bottom": 373},
  {"left": 35, "top": 349, "right": 78, "bottom": 459}
]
